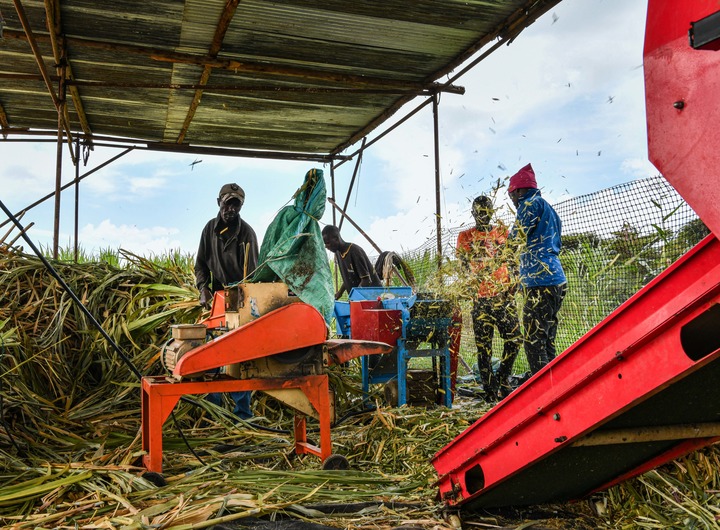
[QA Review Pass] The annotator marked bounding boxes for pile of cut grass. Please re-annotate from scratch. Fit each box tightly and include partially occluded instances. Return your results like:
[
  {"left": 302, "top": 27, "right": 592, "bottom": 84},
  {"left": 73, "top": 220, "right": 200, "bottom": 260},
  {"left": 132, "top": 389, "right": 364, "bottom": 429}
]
[{"left": 1, "top": 247, "right": 718, "bottom": 529}]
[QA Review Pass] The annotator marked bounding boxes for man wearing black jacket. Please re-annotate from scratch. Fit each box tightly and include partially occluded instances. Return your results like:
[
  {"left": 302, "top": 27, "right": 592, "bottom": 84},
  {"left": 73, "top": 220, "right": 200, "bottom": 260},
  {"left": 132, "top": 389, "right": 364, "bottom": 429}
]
[
  {"left": 195, "top": 183, "right": 258, "bottom": 308},
  {"left": 194, "top": 182, "right": 258, "bottom": 420}
]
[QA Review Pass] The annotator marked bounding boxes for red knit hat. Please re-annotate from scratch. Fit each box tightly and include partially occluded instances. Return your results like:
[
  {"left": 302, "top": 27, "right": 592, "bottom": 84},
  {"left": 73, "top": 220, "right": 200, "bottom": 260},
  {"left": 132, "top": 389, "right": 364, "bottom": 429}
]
[{"left": 508, "top": 163, "right": 537, "bottom": 193}]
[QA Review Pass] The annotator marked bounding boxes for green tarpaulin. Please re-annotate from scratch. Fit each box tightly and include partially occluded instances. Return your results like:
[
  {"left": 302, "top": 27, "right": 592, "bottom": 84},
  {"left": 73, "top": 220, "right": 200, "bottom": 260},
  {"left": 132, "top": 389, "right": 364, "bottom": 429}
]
[{"left": 251, "top": 168, "right": 334, "bottom": 325}]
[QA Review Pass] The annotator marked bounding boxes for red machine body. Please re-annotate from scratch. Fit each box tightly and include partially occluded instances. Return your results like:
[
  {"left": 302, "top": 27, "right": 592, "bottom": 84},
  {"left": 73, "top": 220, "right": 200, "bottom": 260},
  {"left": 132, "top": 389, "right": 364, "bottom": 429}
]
[
  {"left": 141, "top": 301, "right": 391, "bottom": 473},
  {"left": 432, "top": 0, "right": 720, "bottom": 508},
  {"left": 433, "top": 235, "right": 720, "bottom": 507},
  {"left": 645, "top": 0, "right": 720, "bottom": 239}
]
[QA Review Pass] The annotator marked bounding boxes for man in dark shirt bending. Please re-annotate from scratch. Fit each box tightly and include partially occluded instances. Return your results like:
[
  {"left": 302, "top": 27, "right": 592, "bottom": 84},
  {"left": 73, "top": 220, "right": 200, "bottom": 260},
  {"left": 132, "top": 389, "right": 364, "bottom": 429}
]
[{"left": 322, "top": 225, "right": 381, "bottom": 299}]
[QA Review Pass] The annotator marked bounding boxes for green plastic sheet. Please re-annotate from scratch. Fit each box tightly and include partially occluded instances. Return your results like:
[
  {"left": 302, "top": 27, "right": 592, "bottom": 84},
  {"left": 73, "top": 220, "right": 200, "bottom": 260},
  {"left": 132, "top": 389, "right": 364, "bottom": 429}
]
[{"left": 251, "top": 168, "right": 335, "bottom": 324}]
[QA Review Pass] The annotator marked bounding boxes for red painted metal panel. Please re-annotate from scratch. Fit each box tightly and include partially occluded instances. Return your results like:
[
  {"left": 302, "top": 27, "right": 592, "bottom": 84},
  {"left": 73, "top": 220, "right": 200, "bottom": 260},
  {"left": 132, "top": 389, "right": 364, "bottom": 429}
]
[
  {"left": 325, "top": 339, "right": 393, "bottom": 366},
  {"left": 432, "top": 235, "right": 720, "bottom": 507},
  {"left": 645, "top": 0, "right": 720, "bottom": 237},
  {"left": 349, "top": 300, "right": 403, "bottom": 345},
  {"left": 175, "top": 303, "right": 327, "bottom": 376},
  {"left": 200, "top": 290, "right": 226, "bottom": 328}
]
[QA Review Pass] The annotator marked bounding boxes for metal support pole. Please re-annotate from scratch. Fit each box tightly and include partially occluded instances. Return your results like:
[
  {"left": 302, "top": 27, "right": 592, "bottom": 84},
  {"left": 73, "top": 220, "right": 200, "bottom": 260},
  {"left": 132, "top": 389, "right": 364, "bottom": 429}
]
[
  {"left": 53, "top": 65, "right": 66, "bottom": 259},
  {"left": 74, "top": 134, "right": 80, "bottom": 262},
  {"left": 329, "top": 162, "right": 338, "bottom": 293},
  {"left": 327, "top": 198, "right": 381, "bottom": 254},
  {"left": 330, "top": 163, "right": 336, "bottom": 226},
  {"left": 338, "top": 137, "right": 366, "bottom": 231},
  {"left": 432, "top": 93, "right": 442, "bottom": 268}
]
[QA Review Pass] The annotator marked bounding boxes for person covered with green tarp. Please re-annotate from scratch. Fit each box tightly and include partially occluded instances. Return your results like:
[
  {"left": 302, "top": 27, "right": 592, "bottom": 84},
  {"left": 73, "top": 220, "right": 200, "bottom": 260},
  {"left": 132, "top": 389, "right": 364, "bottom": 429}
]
[{"left": 251, "top": 168, "right": 334, "bottom": 325}]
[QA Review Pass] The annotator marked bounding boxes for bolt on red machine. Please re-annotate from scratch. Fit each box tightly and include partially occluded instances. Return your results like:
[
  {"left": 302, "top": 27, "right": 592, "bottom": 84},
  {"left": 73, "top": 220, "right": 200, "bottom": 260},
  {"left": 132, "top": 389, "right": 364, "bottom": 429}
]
[{"left": 432, "top": 0, "right": 720, "bottom": 508}]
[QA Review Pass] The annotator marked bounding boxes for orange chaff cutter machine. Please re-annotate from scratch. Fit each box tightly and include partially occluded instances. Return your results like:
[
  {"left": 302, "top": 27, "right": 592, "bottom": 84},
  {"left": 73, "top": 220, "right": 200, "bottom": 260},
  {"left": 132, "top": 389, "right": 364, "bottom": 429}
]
[{"left": 141, "top": 282, "right": 391, "bottom": 472}]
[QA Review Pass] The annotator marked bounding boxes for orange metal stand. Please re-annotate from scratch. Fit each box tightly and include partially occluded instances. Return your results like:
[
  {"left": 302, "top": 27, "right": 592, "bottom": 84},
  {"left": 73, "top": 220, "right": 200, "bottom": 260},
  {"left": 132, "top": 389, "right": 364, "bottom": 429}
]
[{"left": 141, "top": 374, "right": 332, "bottom": 473}]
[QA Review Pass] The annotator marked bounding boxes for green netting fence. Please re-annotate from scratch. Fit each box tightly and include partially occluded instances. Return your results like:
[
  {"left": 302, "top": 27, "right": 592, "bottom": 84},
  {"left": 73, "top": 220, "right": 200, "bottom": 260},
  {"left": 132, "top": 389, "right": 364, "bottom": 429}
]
[{"left": 372, "top": 175, "right": 710, "bottom": 376}]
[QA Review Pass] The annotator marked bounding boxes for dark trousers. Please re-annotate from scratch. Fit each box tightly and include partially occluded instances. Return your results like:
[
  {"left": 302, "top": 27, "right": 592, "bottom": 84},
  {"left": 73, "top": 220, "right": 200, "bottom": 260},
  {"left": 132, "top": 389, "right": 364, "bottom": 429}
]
[
  {"left": 523, "top": 284, "right": 567, "bottom": 375},
  {"left": 206, "top": 390, "right": 252, "bottom": 420},
  {"left": 471, "top": 293, "right": 521, "bottom": 397}
]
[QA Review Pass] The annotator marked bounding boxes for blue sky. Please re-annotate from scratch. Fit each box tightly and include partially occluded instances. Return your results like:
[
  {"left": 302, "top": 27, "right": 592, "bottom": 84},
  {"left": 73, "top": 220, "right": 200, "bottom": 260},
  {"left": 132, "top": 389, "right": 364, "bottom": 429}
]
[{"left": 0, "top": 0, "right": 655, "bottom": 259}]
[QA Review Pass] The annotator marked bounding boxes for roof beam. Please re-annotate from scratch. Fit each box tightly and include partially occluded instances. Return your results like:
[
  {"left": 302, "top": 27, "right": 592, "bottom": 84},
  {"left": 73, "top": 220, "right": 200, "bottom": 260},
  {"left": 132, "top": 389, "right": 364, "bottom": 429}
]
[
  {"left": 12, "top": 0, "right": 75, "bottom": 157},
  {"left": 43, "top": 0, "right": 93, "bottom": 142},
  {"left": 0, "top": 128, "right": 350, "bottom": 162},
  {"left": 0, "top": 73, "right": 464, "bottom": 95},
  {"left": 176, "top": 0, "right": 241, "bottom": 144},
  {"left": 0, "top": 101, "right": 10, "bottom": 139},
  {"left": 146, "top": 140, "right": 341, "bottom": 163},
  {"left": 4, "top": 28, "right": 447, "bottom": 92}
]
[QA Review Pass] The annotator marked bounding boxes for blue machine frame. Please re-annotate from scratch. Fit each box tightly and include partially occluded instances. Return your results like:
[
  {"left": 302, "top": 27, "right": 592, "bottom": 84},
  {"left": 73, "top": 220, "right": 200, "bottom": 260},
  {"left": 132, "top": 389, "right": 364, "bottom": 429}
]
[{"left": 339, "top": 286, "right": 453, "bottom": 408}]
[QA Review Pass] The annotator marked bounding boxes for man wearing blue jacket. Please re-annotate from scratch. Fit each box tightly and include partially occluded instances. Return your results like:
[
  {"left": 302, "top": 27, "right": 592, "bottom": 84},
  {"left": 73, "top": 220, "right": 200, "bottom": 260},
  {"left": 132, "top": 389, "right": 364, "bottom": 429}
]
[{"left": 508, "top": 164, "right": 567, "bottom": 375}]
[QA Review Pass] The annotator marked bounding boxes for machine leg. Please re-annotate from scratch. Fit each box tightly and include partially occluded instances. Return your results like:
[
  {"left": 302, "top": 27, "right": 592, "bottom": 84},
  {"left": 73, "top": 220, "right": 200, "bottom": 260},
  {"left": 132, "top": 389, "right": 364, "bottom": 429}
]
[
  {"left": 141, "top": 375, "right": 336, "bottom": 472},
  {"left": 449, "top": 309, "right": 463, "bottom": 395},
  {"left": 141, "top": 379, "right": 182, "bottom": 473},
  {"left": 441, "top": 344, "right": 453, "bottom": 408},
  {"left": 293, "top": 376, "right": 333, "bottom": 460},
  {"left": 397, "top": 339, "right": 408, "bottom": 406},
  {"left": 361, "top": 355, "right": 371, "bottom": 406},
  {"left": 293, "top": 415, "right": 308, "bottom": 452}
]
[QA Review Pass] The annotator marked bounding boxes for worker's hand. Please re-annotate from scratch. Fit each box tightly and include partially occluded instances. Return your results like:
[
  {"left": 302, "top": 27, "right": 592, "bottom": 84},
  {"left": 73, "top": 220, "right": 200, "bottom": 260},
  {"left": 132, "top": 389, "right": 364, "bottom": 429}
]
[{"left": 199, "top": 287, "right": 213, "bottom": 309}]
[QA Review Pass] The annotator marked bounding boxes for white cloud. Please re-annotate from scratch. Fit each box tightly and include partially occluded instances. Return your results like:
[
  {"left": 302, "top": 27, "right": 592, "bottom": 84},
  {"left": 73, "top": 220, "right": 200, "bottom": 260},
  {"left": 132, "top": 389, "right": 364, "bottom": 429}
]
[
  {"left": 128, "top": 176, "right": 167, "bottom": 195},
  {"left": 621, "top": 158, "right": 658, "bottom": 179},
  {"left": 79, "top": 219, "right": 183, "bottom": 255}
]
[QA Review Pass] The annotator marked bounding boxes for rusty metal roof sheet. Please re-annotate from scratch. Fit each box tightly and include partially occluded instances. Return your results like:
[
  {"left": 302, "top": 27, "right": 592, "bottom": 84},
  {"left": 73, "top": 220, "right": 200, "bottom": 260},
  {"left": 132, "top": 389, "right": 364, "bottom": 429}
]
[{"left": 0, "top": 0, "right": 560, "bottom": 161}]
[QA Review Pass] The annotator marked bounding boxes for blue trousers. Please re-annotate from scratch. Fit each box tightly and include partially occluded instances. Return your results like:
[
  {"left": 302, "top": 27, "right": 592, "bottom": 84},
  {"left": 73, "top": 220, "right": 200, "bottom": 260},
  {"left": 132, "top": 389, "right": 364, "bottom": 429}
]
[{"left": 206, "top": 390, "right": 252, "bottom": 420}]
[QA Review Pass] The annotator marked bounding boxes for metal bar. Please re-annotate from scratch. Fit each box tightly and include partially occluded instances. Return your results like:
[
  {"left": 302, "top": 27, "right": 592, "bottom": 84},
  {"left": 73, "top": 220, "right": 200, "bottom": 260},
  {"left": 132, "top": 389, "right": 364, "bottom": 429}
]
[
  {"left": 176, "top": 0, "right": 240, "bottom": 144},
  {"left": 12, "top": 0, "right": 74, "bottom": 148},
  {"left": 146, "top": 141, "right": 338, "bottom": 162},
  {"left": 433, "top": 93, "right": 442, "bottom": 266},
  {"left": 52, "top": 67, "right": 64, "bottom": 259},
  {"left": 330, "top": 164, "right": 336, "bottom": 226},
  {"left": 66, "top": 80, "right": 455, "bottom": 94},
  {"left": 0, "top": 101, "right": 9, "bottom": 138},
  {"left": 0, "top": 74, "right": 463, "bottom": 95},
  {"left": 327, "top": 198, "right": 381, "bottom": 254},
  {"left": 573, "top": 423, "right": 720, "bottom": 447},
  {"left": 338, "top": 138, "right": 366, "bottom": 231},
  {"left": 12, "top": 0, "right": 59, "bottom": 108},
  {"left": 0, "top": 129, "right": 353, "bottom": 162},
  {"left": 329, "top": 163, "right": 339, "bottom": 293},
  {"left": 73, "top": 135, "right": 80, "bottom": 262},
  {"left": 0, "top": 147, "right": 134, "bottom": 231}
]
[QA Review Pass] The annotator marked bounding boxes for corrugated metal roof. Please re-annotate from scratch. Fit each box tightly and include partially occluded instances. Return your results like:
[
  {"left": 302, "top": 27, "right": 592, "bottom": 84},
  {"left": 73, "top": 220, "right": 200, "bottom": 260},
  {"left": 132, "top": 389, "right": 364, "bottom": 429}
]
[{"left": 0, "top": 0, "right": 560, "bottom": 160}]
